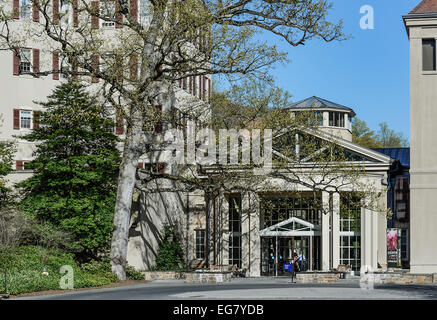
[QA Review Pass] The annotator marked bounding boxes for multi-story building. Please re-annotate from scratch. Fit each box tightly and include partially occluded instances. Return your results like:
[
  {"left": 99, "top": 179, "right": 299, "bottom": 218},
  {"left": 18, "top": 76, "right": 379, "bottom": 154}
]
[
  {"left": 0, "top": 0, "right": 212, "bottom": 186},
  {"left": 0, "top": 1, "right": 392, "bottom": 277},
  {"left": 403, "top": 0, "right": 437, "bottom": 274},
  {"left": 127, "top": 96, "right": 392, "bottom": 276}
]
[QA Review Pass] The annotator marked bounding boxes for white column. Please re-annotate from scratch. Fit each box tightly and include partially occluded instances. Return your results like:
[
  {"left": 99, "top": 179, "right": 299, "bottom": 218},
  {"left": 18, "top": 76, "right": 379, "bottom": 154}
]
[
  {"left": 361, "top": 207, "right": 378, "bottom": 271},
  {"left": 248, "top": 192, "right": 261, "bottom": 277},
  {"left": 241, "top": 192, "right": 250, "bottom": 271},
  {"left": 321, "top": 192, "right": 331, "bottom": 271},
  {"left": 217, "top": 192, "right": 229, "bottom": 267},
  {"left": 332, "top": 193, "right": 340, "bottom": 269}
]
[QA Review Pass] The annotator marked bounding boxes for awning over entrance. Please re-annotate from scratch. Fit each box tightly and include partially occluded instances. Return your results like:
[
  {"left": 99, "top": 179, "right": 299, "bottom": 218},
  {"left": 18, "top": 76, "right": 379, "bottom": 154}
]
[{"left": 260, "top": 217, "right": 321, "bottom": 237}]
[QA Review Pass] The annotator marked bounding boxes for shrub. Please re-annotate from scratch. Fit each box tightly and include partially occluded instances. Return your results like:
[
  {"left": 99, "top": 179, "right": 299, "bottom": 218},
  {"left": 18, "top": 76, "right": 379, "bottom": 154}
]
[
  {"left": 154, "top": 225, "right": 185, "bottom": 271},
  {"left": 0, "top": 246, "right": 121, "bottom": 295},
  {"left": 126, "top": 265, "right": 144, "bottom": 280}
]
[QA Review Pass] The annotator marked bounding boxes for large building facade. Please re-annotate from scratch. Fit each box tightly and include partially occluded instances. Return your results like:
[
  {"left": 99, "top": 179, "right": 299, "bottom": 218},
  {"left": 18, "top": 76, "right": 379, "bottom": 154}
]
[
  {"left": 0, "top": 1, "right": 393, "bottom": 277},
  {"left": 127, "top": 97, "right": 392, "bottom": 276},
  {"left": 403, "top": 0, "right": 437, "bottom": 274},
  {"left": 0, "top": 0, "right": 212, "bottom": 187}
]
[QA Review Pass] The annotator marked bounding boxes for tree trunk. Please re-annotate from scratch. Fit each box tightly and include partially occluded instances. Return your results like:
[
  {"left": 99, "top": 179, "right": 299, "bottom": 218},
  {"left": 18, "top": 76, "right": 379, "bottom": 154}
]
[{"left": 110, "top": 119, "right": 143, "bottom": 280}]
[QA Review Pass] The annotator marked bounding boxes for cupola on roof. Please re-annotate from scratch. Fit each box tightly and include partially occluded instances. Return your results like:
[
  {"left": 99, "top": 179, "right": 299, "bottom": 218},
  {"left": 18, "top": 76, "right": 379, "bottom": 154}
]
[{"left": 286, "top": 96, "right": 356, "bottom": 117}]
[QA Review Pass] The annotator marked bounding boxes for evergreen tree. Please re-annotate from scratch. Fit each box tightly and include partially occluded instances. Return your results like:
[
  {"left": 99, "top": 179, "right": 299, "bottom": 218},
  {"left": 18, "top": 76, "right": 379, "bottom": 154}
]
[{"left": 17, "top": 81, "right": 121, "bottom": 257}]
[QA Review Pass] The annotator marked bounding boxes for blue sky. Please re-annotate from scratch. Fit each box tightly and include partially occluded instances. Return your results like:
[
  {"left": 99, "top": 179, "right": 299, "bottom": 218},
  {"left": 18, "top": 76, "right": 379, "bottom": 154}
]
[{"left": 258, "top": 0, "right": 417, "bottom": 141}]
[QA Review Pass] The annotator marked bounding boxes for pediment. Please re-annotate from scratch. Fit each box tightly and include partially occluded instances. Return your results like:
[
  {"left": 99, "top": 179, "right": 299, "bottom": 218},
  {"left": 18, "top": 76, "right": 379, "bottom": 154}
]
[{"left": 272, "top": 127, "right": 392, "bottom": 165}]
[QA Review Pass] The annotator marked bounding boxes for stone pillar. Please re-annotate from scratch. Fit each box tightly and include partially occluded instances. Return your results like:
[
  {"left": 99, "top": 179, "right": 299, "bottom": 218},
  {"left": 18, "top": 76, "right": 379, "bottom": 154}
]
[
  {"left": 221, "top": 193, "right": 229, "bottom": 267},
  {"left": 332, "top": 193, "right": 340, "bottom": 270},
  {"left": 361, "top": 207, "right": 378, "bottom": 271},
  {"left": 248, "top": 192, "right": 260, "bottom": 277},
  {"left": 321, "top": 192, "right": 331, "bottom": 271},
  {"left": 241, "top": 192, "right": 250, "bottom": 271}
]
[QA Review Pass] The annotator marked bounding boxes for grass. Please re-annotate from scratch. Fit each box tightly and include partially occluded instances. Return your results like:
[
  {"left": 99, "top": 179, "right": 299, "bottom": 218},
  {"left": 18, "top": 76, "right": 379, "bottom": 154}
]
[{"left": 0, "top": 245, "right": 144, "bottom": 295}]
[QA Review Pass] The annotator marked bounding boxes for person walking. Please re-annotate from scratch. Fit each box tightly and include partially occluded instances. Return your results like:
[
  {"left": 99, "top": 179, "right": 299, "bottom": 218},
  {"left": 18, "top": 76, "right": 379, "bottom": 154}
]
[{"left": 291, "top": 252, "right": 300, "bottom": 283}]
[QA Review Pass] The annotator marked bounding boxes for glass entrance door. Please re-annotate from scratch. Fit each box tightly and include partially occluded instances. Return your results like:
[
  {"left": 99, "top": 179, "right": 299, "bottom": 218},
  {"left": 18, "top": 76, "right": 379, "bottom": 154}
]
[{"left": 261, "top": 236, "right": 320, "bottom": 276}]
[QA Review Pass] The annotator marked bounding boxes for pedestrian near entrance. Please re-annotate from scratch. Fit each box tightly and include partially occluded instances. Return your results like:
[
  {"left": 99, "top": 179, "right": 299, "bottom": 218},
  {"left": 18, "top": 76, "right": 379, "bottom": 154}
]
[{"left": 291, "top": 253, "right": 300, "bottom": 283}]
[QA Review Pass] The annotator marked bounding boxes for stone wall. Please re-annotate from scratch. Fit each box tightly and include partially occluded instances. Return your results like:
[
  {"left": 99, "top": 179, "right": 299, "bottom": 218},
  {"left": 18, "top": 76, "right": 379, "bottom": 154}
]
[
  {"left": 296, "top": 272, "right": 343, "bottom": 284},
  {"left": 184, "top": 271, "right": 232, "bottom": 284},
  {"left": 143, "top": 271, "right": 185, "bottom": 281},
  {"left": 365, "top": 272, "right": 437, "bottom": 285}
]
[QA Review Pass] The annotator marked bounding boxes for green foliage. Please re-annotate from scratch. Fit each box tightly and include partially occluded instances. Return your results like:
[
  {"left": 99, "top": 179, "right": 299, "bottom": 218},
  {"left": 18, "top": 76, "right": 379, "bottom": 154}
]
[
  {"left": 0, "top": 132, "right": 16, "bottom": 205},
  {"left": 126, "top": 265, "right": 145, "bottom": 280},
  {"left": 376, "top": 122, "right": 409, "bottom": 148},
  {"left": 153, "top": 226, "right": 185, "bottom": 271},
  {"left": 352, "top": 117, "right": 409, "bottom": 148},
  {"left": 0, "top": 246, "right": 120, "bottom": 295},
  {"left": 0, "top": 206, "right": 72, "bottom": 253},
  {"left": 17, "top": 81, "right": 121, "bottom": 256}
]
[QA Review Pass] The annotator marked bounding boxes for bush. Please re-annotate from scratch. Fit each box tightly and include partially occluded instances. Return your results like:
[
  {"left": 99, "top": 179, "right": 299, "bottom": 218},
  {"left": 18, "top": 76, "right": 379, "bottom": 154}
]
[
  {"left": 126, "top": 265, "right": 144, "bottom": 280},
  {"left": 153, "top": 225, "right": 185, "bottom": 271},
  {"left": 0, "top": 246, "right": 120, "bottom": 295}
]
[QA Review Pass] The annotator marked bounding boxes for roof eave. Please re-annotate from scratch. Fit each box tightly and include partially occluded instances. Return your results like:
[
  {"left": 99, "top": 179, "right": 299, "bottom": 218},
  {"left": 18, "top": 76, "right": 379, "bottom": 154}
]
[{"left": 403, "top": 13, "right": 437, "bottom": 37}]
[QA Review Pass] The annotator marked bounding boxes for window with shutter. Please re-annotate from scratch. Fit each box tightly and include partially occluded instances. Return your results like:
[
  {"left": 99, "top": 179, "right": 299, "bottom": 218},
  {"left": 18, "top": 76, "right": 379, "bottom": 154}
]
[
  {"left": 115, "top": 0, "right": 122, "bottom": 28},
  {"left": 115, "top": 111, "right": 124, "bottom": 134},
  {"left": 13, "top": 109, "right": 20, "bottom": 130},
  {"left": 13, "top": 47, "right": 20, "bottom": 75},
  {"left": 33, "top": 111, "right": 41, "bottom": 128},
  {"left": 53, "top": 51, "right": 60, "bottom": 80},
  {"left": 130, "top": 0, "right": 138, "bottom": 21},
  {"left": 91, "top": 1, "right": 99, "bottom": 28},
  {"left": 32, "top": 0, "right": 39, "bottom": 22},
  {"left": 16, "top": 160, "right": 24, "bottom": 171},
  {"left": 154, "top": 105, "right": 162, "bottom": 134},
  {"left": 157, "top": 163, "right": 166, "bottom": 174},
  {"left": 129, "top": 54, "right": 138, "bottom": 81},
  {"left": 13, "top": 0, "right": 20, "bottom": 19},
  {"left": 53, "top": 0, "right": 59, "bottom": 24},
  {"left": 72, "top": 0, "right": 78, "bottom": 26},
  {"left": 33, "top": 48, "right": 40, "bottom": 74}
]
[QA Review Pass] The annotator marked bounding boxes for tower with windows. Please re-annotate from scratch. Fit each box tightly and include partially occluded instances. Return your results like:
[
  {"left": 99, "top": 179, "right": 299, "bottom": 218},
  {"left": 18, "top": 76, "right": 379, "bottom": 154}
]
[
  {"left": 403, "top": 0, "right": 437, "bottom": 274},
  {"left": 286, "top": 96, "right": 355, "bottom": 141}
]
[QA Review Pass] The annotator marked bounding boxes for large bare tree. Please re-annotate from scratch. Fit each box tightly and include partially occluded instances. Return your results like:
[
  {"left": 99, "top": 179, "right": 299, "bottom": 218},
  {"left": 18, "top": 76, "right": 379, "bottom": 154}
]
[{"left": 0, "top": 0, "right": 346, "bottom": 279}]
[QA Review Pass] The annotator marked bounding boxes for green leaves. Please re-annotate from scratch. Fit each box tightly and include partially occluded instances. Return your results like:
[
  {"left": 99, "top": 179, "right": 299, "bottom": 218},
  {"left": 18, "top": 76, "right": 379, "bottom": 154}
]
[
  {"left": 153, "top": 226, "right": 185, "bottom": 271},
  {"left": 18, "top": 80, "right": 121, "bottom": 256}
]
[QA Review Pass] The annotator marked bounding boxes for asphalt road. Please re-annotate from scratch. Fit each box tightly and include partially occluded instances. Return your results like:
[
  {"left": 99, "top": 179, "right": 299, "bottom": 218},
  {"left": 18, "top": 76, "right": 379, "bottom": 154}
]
[{"left": 15, "top": 278, "right": 437, "bottom": 300}]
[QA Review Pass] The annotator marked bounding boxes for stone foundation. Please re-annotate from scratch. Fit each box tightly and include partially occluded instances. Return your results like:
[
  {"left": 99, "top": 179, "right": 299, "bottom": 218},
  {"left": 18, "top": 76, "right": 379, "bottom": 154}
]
[
  {"left": 365, "top": 272, "right": 436, "bottom": 285},
  {"left": 143, "top": 271, "right": 185, "bottom": 281},
  {"left": 184, "top": 271, "right": 232, "bottom": 284},
  {"left": 296, "top": 272, "right": 344, "bottom": 284}
]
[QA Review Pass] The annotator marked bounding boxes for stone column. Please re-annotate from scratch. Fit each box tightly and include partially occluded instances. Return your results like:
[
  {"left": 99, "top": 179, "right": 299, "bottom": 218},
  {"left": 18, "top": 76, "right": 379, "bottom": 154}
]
[
  {"left": 241, "top": 192, "right": 250, "bottom": 271},
  {"left": 248, "top": 192, "right": 261, "bottom": 277},
  {"left": 361, "top": 206, "right": 378, "bottom": 271},
  {"left": 332, "top": 193, "right": 340, "bottom": 269},
  {"left": 220, "top": 193, "right": 229, "bottom": 268},
  {"left": 321, "top": 192, "right": 331, "bottom": 271}
]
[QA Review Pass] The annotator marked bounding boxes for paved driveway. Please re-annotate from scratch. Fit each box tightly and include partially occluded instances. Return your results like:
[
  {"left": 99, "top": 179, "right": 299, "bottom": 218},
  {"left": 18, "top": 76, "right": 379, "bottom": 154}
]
[{"left": 15, "top": 278, "right": 437, "bottom": 300}]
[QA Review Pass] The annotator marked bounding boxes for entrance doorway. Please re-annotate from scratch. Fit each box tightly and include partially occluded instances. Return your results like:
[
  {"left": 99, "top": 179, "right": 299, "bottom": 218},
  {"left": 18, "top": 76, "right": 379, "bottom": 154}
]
[
  {"left": 261, "top": 236, "right": 321, "bottom": 276},
  {"left": 259, "top": 217, "right": 321, "bottom": 276}
]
